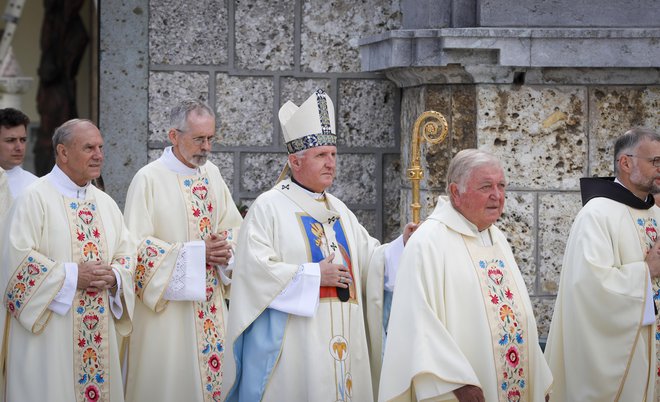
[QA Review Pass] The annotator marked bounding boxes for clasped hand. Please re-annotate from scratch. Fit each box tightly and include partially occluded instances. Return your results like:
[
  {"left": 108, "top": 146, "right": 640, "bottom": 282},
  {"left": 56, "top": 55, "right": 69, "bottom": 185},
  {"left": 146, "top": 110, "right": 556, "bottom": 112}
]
[
  {"left": 205, "top": 231, "right": 232, "bottom": 266},
  {"left": 78, "top": 260, "right": 116, "bottom": 292}
]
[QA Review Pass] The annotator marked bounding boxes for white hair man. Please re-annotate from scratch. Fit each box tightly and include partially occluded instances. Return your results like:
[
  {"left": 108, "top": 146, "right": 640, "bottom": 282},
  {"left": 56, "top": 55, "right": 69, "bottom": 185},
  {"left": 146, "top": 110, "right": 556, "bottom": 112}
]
[
  {"left": 123, "top": 99, "right": 243, "bottom": 402},
  {"left": 379, "top": 149, "right": 552, "bottom": 402},
  {"left": 1, "top": 119, "right": 135, "bottom": 401}
]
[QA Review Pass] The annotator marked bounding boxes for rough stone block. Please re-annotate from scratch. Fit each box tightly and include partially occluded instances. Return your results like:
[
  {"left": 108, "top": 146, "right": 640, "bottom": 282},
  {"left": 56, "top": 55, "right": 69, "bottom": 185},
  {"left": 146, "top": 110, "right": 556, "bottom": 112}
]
[
  {"left": 331, "top": 153, "right": 376, "bottom": 204},
  {"left": 539, "top": 192, "right": 582, "bottom": 295},
  {"left": 531, "top": 297, "right": 556, "bottom": 340},
  {"left": 241, "top": 152, "right": 286, "bottom": 194},
  {"left": 477, "top": 85, "right": 587, "bottom": 190},
  {"left": 216, "top": 74, "right": 274, "bottom": 146},
  {"left": 301, "top": 0, "right": 401, "bottom": 72},
  {"left": 280, "top": 78, "right": 332, "bottom": 127},
  {"left": 338, "top": 80, "right": 397, "bottom": 148},
  {"left": 235, "top": 0, "right": 294, "bottom": 70},
  {"left": 207, "top": 152, "right": 236, "bottom": 193},
  {"left": 589, "top": 87, "right": 660, "bottom": 177},
  {"left": 499, "top": 192, "right": 535, "bottom": 293},
  {"left": 149, "top": 0, "right": 227, "bottom": 65},
  {"left": 149, "top": 72, "right": 210, "bottom": 142},
  {"left": 353, "top": 209, "right": 377, "bottom": 238}
]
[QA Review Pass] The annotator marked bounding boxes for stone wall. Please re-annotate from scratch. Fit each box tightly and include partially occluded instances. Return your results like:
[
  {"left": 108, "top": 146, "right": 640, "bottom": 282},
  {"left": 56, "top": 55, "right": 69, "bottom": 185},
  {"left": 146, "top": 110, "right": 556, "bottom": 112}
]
[{"left": 101, "top": 0, "right": 404, "bottom": 241}]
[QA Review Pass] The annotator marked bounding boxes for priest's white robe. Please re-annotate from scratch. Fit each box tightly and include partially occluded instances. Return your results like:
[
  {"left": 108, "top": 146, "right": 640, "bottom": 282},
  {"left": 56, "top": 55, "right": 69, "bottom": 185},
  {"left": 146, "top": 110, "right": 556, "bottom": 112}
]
[
  {"left": 545, "top": 196, "right": 658, "bottom": 401},
  {"left": 0, "top": 167, "right": 9, "bottom": 223},
  {"left": 123, "top": 153, "right": 242, "bottom": 402},
  {"left": 0, "top": 173, "right": 135, "bottom": 402},
  {"left": 224, "top": 179, "right": 390, "bottom": 402},
  {"left": 5, "top": 165, "right": 37, "bottom": 199},
  {"left": 379, "top": 200, "right": 552, "bottom": 402}
]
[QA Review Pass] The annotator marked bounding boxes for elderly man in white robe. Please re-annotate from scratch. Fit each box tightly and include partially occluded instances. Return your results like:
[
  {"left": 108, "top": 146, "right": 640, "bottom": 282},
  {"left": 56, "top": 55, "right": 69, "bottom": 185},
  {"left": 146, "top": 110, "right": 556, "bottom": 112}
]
[
  {"left": 0, "top": 119, "right": 135, "bottom": 402},
  {"left": 123, "top": 99, "right": 243, "bottom": 402},
  {"left": 0, "top": 108, "right": 37, "bottom": 200},
  {"left": 545, "top": 127, "right": 660, "bottom": 401},
  {"left": 223, "top": 89, "right": 416, "bottom": 402},
  {"left": 379, "top": 149, "right": 552, "bottom": 402}
]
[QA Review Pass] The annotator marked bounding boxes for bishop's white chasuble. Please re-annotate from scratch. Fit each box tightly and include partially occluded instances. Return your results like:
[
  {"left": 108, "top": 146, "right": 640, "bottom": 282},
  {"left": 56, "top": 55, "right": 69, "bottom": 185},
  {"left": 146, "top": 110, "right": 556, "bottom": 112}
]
[{"left": 224, "top": 179, "right": 389, "bottom": 402}]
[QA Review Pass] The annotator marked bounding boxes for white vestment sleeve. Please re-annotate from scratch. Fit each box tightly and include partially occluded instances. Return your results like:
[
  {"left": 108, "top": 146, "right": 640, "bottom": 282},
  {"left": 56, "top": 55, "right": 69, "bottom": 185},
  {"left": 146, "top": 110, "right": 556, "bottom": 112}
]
[
  {"left": 383, "top": 235, "right": 404, "bottom": 292},
  {"left": 643, "top": 271, "right": 655, "bottom": 325},
  {"left": 163, "top": 240, "right": 206, "bottom": 301},
  {"left": 269, "top": 262, "right": 321, "bottom": 317},
  {"left": 109, "top": 268, "right": 123, "bottom": 319},
  {"left": 217, "top": 252, "right": 235, "bottom": 286},
  {"left": 49, "top": 262, "right": 78, "bottom": 315}
]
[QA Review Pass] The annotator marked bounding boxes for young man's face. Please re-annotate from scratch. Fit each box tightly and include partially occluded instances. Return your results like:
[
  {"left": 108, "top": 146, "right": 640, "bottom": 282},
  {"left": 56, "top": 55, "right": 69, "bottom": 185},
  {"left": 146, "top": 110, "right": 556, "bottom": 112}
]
[{"left": 0, "top": 125, "right": 28, "bottom": 170}]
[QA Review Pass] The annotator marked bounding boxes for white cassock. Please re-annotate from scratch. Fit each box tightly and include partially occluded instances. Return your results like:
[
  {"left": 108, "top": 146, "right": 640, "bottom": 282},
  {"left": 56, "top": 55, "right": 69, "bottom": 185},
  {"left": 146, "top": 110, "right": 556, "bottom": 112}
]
[
  {"left": 224, "top": 178, "right": 403, "bottom": 402},
  {"left": 0, "top": 167, "right": 9, "bottom": 223},
  {"left": 0, "top": 165, "right": 135, "bottom": 402},
  {"left": 123, "top": 147, "right": 243, "bottom": 402},
  {"left": 5, "top": 165, "right": 38, "bottom": 199},
  {"left": 545, "top": 177, "right": 659, "bottom": 402},
  {"left": 379, "top": 199, "right": 552, "bottom": 402}
]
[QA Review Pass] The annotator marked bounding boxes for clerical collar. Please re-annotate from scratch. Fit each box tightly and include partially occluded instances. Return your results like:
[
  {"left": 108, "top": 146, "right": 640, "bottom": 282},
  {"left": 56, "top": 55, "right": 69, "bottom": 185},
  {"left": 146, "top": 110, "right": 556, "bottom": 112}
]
[
  {"left": 580, "top": 176, "right": 654, "bottom": 209},
  {"left": 159, "top": 146, "right": 199, "bottom": 175},
  {"left": 47, "top": 164, "right": 91, "bottom": 200},
  {"left": 290, "top": 176, "right": 326, "bottom": 200}
]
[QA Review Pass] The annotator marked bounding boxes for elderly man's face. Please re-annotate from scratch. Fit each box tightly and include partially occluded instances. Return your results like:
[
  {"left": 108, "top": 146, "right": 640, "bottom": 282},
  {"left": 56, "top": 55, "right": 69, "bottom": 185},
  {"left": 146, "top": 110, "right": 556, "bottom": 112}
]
[
  {"left": 627, "top": 138, "right": 660, "bottom": 196},
  {"left": 451, "top": 164, "right": 506, "bottom": 231},
  {"left": 58, "top": 123, "right": 104, "bottom": 186},
  {"left": 0, "top": 124, "right": 28, "bottom": 170},
  {"left": 170, "top": 112, "right": 215, "bottom": 168},
  {"left": 289, "top": 145, "right": 336, "bottom": 193}
]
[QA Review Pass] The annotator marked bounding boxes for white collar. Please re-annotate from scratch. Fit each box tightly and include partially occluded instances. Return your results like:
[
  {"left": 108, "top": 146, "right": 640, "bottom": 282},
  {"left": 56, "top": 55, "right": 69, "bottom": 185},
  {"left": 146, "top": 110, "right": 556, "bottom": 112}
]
[
  {"left": 159, "top": 146, "right": 199, "bottom": 175},
  {"left": 46, "top": 164, "right": 91, "bottom": 199}
]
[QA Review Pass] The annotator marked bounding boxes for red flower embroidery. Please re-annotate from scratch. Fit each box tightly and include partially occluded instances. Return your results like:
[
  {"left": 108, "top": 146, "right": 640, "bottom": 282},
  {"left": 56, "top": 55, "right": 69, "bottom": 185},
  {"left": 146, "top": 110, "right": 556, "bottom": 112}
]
[
  {"left": 93, "top": 228, "right": 100, "bottom": 239},
  {"left": 16, "top": 273, "right": 23, "bottom": 280},
  {"left": 208, "top": 354, "right": 221, "bottom": 372},
  {"left": 77, "top": 231, "right": 86, "bottom": 241},
  {"left": 83, "top": 314, "right": 100, "bottom": 330},
  {"left": 505, "top": 288, "right": 514, "bottom": 299},
  {"left": 94, "top": 332, "right": 103, "bottom": 344},
  {"left": 507, "top": 388, "right": 521, "bottom": 402},
  {"left": 208, "top": 203, "right": 213, "bottom": 213},
  {"left": 80, "top": 299, "right": 85, "bottom": 306},
  {"left": 490, "top": 293, "right": 499, "bottom": 304},
  {"left": 28, "top": 279, "right": 35, "bottom": 287},
  {"left": 506, "top": 346, "right": 520, "bottom": 368},
  {"left": 78, "top": 338, "right": 87, "bottom": 348},
  {"left": 147, "top": 261, "right": 154, "bottom": 268},
  {"left": 210, "top": 304, "right": 217, "bottom": 314},
  {"left": 8, "top": 303, "right": 15, "bottom": 312},
  {"left": 193, "top": 208, "right": 201, "bottom": 217},
  {"left": 85, "top": 384, "right": 100, "bottom": 402},
  {"left": 198, "top": 310, "right": 205, "bottom": 319}
]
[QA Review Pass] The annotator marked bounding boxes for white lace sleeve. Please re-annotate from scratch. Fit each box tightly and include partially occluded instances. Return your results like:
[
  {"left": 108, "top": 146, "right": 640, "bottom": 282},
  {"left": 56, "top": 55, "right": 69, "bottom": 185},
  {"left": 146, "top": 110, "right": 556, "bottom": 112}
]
[{"left": 163, "top": 241, "right": 206, "bottom": 301}]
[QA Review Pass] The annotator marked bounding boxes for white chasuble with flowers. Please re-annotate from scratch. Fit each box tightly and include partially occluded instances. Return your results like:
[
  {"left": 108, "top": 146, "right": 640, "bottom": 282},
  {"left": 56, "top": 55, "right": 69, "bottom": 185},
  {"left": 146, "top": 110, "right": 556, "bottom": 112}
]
[
  {"left": 123, "top": 158, "right": 242, "bottom": 402},
  {"left": 224, "top": 179, "right": 389, "bottom": 402},
  {"left": 1, "top": 179, "right": 134, "bottom": 402},
  {"left": 545, "top": 196, "right": 656, "bottom": 402},
  {"left": 629, "top": 208, "right": 660, "bottom": 402},
  {"left": 378, "top": 201, "right": 552, "bottom": 402}
]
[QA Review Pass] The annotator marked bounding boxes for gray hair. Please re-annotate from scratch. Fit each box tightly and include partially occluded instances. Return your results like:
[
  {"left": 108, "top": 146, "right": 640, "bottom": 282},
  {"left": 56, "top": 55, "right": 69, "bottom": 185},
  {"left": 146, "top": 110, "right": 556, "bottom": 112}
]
[
  {"left": 287, "top": 149, "right": 307, "bottom": 169},
  {"left": 446, "top": 149, "right": 503, "bottom": 193},
  {"left": 169, "top": 99, "right": 215, "bottom": 132},
  {"left": 52, "top": 119, "right": 95, "bottom": 156},
  {"left": 613, "top": 127, "right": 660, "bottom": 175}
]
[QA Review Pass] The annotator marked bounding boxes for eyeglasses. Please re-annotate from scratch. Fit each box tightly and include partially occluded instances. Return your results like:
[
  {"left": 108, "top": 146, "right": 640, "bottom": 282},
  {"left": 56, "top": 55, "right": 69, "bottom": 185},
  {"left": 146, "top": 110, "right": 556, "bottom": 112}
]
[
  {"left": 175, "top": 129, "right": 215, "bottom": 145},
  {"left": 625, "top": 154, "right": 660, "bottom": 167}
]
